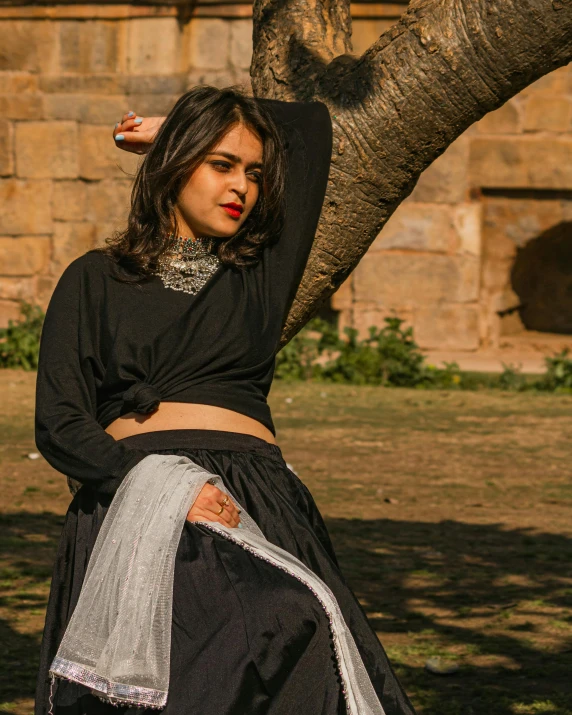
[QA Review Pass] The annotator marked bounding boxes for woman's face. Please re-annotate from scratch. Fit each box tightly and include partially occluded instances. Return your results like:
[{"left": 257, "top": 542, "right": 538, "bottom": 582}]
[{"left": 174, "top": 122, "right": 264, "bottom": 239}]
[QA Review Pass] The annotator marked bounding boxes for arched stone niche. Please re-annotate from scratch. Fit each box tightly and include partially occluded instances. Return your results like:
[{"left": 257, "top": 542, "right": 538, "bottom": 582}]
[{"left": 479, "top": 192, "right": 572, "bottom": 348}]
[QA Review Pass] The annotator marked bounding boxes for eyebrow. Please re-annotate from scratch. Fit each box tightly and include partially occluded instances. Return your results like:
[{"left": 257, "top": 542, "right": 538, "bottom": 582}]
[{"left": 206, "top": 151, "right": 263, "bottom": 170}]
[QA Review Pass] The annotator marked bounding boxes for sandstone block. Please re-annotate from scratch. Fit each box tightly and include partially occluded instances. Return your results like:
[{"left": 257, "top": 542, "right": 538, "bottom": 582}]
[
  {"left": 124, "top": 94, "right": 180, "bottom": 118},
  {"left": 561, "top": 198, "right": 572, "bottom": 222},
  {"left": 0, "top": 277, "right": 35, "bottom": 301},
  {"left": 452, "top": 203, "right": 482, "bottom": 256},
  {"left": 16, "top": 121, "right": 79, "bottom": 179},
  {"left": 476, "top": 101, "right": 521, "bottom": 134},
  {"left": 79, "top": 125, "right": 140, "bottom": 180},
  {"left": 44, "top": 94, "right": 127, "bottom": 125},
  {"left": 413, "top": 304, "right": 480, "bottom": 351},
  {"left": 0, "top": 299, "right": 21, "bottom": 328},
  {"left": 470, "top": 138, "right": 572, "bottom": 189},
  {"left": 523, "top": 96, "right": 572, "bottom": 132},
  {"left": 482, "top": 196, "right": 563, "bottom": 250},
  {"left": 0, "top": 94, "right": 43, "bottom": 120},
  {"left": 0, "top": 236, "right": 50, "bottom": 275},
  {"left": 185, "top": 19, "right": 230, "bottom": 71},
  {"left": 84, "top": 180, "right": 132, "bottom": 223},
  {"left": 0, "top": 119, "right": 14, "bottom": 177},
  {"left": 94, "top": 222, "right": 122, "bottom": 248},
  {"left": 51, "top": 222, "right": 96, "bottom": 275},
  {"left": 353, "top": 252, "right": 479, "bottom": 306},
  {"left": 0, "top": 72, "right": 38, "bottom": 94},
  {"left": 410, "top": 135, "right": 470, "bottom": 204},
  {"left": 52, "top": 180, "right": 87, "bottom": 221},
  {"left": 127, "top": 19, "right": 181, "bottom": 76},
  {"left": 0, "top": 179, "right": 52, "bottom": 234},
  {"left": 58, "top": 21, "right": 119, "bottom": 74},
  {"left": 35, "top": 274, "right": 57, "bottom": 308},
  {"left": 229, "top": 20, "right": 253, "bottom": 70},
  {"left": 371, "top": 202, "right": 456, "bottom": 253},
  {"left": 125, "top": 75, "right": 187, "bottom": 95},
  {"left": 186, "top": 69, "right": 239, "bottom": 90},
  {"left": 0, "top": 21, "right": 58, "bottom": 73},
  {"left": 39, "top": 74, "right": 126, "bottom": 94}
]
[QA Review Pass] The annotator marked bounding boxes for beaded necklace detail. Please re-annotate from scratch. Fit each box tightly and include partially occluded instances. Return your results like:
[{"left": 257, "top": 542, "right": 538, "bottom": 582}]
[{"left": 154, "top": 234, "right": 222, "bottom": 296}]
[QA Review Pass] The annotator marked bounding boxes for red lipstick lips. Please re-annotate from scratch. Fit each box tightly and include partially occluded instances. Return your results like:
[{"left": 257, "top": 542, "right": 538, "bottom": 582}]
[{"left": 221, "top": 203, "right": 243, "bottom": 219}]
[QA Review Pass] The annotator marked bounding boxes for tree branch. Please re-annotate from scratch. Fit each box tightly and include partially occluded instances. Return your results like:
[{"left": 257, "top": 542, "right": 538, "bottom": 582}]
[{"left": 251, "top": 0, "right": 572, "bottom": 347}]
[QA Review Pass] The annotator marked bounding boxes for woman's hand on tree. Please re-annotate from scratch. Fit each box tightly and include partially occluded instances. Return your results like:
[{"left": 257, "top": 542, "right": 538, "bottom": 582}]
[
  {"left": 112, "top": 111, "right": 166, "bottom": 155},
  {"left": 187, "top": 482, "right": 242, "bottom": 528}
]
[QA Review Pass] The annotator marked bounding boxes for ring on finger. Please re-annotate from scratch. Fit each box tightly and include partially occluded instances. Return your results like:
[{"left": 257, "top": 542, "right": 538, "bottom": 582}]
[
  {"left": 221, "top": 496, "right": 230, "bottom": 507},
  {"left": 217, "top": 505, "right": 225, "bottom": 515}
]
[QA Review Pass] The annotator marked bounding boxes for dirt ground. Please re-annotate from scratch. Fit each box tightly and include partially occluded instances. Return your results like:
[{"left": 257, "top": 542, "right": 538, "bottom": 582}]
[{"left": 1, "top": 369, "right": 571, "bottom": 715}]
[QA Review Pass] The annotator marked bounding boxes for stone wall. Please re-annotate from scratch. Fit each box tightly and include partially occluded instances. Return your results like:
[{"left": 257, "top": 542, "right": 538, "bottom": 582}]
[
  {"left": 0, "top": 1, "right": 403, "bottom": 328},
  {"left": 332, "top": 64, "right": 572, "bottom": 351},
  {"left": 1, "top": 2, "right": 571, "bottom": 355},
  {"left": 0, "top": 5, "right": 261, "bottom": 325}
]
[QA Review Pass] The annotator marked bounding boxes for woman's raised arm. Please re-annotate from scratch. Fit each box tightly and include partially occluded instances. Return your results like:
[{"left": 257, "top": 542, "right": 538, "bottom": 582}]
[{"left": 113, "top": 111, "right": 166, "bottom": 154}]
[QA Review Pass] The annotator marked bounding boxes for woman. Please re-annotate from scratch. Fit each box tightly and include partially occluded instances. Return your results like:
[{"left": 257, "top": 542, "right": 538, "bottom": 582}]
[{"left": 34, "top": 85, "right": 415, "bottom": 715}]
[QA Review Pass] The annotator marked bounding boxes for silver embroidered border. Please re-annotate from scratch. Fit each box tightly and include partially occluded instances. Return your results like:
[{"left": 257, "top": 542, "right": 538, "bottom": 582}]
[{"left": 50, "top": 657, "right": 167, "bottom": 709}]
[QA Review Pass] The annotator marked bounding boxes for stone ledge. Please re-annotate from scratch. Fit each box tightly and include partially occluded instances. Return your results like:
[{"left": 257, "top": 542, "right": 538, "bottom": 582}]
[{"left": 0, "top": 2, "right": 407, "bottom": 19}]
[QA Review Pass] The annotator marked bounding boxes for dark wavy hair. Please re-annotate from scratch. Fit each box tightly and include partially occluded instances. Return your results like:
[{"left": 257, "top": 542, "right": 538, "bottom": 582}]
[{"left": 97, "top": 85, "right": 287, "bottom": 279}]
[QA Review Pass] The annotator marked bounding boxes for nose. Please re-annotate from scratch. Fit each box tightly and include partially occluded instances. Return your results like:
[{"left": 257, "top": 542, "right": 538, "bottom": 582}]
[{"left": 230, "top": 169, "right": 248, "bottom": 199}]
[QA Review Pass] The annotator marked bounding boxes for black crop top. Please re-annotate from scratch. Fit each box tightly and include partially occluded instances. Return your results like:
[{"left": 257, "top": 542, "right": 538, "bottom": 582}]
[{"left": 34, "top": 98, "right": 333, "bottom": 493}]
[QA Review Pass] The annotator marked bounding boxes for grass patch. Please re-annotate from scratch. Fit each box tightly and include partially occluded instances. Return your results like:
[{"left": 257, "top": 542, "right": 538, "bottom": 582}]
[{"left": 1, "top": 370, "right": 572, "bottom": 715}]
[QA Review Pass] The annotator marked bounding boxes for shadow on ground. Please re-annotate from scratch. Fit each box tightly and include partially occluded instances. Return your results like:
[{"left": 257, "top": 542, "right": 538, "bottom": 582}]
[
  {"left": 0, "top": 512, "right": 64, "bottom": 711},
  {"left": 1, "top": 511, "right": 571, "bottom": 714},
  {"left": 327, "top": 517, "right": 572, "bottom": 715}
]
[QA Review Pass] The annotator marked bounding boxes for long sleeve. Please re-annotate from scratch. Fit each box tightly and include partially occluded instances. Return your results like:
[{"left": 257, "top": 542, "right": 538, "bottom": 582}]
[
  {"left": 34, "top": 255, "right": 149, "bottom": 494},
  {"left": 256, "top": 98, "right": 333, "bottom": 327}
]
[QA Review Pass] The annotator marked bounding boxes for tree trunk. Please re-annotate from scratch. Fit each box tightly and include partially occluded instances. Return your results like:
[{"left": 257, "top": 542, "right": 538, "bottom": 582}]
[{"left": 250, "top": 0, "right": 572, "bottom": 347}]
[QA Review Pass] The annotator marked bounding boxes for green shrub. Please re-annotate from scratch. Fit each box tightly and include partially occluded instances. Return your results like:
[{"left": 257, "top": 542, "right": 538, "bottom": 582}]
[
  {"left": 495, "top": 362, "right": 526, "bottom": 391},
  {"left": 318, "top": 317, "right": 427, "bottom": 386},
  {"left": 274, "top": 317, "right": 327, "bottom": 381},
  {"left": 0, "top": 301, "right": 45, "bottom": 370},
  {"left": 424, "top": 361, "right": 464, "bottom": 389},
  {"left": 275, "top": 316, "right": 572, "bottom": 393},
  {"left": 536, "top": 349, "right": 572, "bottom": 393}
]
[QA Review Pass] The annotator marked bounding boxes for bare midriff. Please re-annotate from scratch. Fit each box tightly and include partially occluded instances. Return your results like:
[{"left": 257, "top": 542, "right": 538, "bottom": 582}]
[{"left": 104, "top": 401, "right": 277, "bottom": 445}]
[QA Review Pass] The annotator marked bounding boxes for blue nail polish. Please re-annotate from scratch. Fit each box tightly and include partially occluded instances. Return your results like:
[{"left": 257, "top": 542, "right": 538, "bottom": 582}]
[
  {"left": 127, "top": 111, "right": 134, "bottom": 117},
  {"left": 115, "top": 134, "right": 125, "bottom": 141},
  {"left": 114, "top": 122, "right": 119, "bottom": 129},
  {"left": 134, "top": 118, "right": 143, "bottom": 125}
]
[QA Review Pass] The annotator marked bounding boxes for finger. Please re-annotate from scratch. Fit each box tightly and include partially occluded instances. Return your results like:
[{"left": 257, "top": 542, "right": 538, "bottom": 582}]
[
  {"left": 215, "top": 495, "right": 240, "bottom": 522},
  {"left": 216, "top": 491, "right": 239, "bottom": 515},
  {"left": 208, "top": 499, "right": 232, "bottom": 520},
  {"left": 118, "top": 117, "right": 144, "bottom": 133},
  {"left": 188, "top": 506, "right": 237, "bottom": 528},
  {"left": 207, "top": 499, "right": 240, "bottom": 528},
  {"left": 114, "top": 131, "right": 149, "bottom": 144},
  {"left": 121, "top": 110, "right": 137, "bottom": 123}
]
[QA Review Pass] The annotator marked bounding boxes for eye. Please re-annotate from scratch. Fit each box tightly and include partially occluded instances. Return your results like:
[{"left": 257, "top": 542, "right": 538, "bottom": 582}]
[
  {"left": 249, "top": 172, "right": 263, "bottom": 184},
  {"left": 210, "top": 161, "right": 232, "bottom": 172}
]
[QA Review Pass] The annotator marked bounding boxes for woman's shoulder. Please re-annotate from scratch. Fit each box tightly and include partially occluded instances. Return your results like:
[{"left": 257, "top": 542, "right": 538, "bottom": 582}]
[
  {"left": 59, "top": 249, "right": 118, "bottom": 281},
  {"left": 51, "top": 250, "right": 118, "bottom": 302}
]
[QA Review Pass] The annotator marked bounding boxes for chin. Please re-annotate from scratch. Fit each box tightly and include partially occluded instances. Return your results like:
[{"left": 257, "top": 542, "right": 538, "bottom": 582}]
[{"left": 209, "top": 222, "right": 244, "bottom": 238}]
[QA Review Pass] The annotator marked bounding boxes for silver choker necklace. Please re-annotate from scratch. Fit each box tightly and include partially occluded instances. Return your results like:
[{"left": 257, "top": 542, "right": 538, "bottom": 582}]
[{"left": 154, "top": 234, "right": 222, "bottom": 295}]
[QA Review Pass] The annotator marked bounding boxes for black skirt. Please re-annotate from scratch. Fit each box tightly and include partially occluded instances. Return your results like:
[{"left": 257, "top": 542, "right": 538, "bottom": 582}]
[{"left": 35, "top": 429, "right": 416, "bottom": 715}]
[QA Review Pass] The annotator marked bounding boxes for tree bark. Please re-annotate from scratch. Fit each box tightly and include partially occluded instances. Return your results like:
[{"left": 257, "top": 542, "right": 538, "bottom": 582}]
[{"left": 250, "top": 0, "right": 572, "bottom": 347}]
